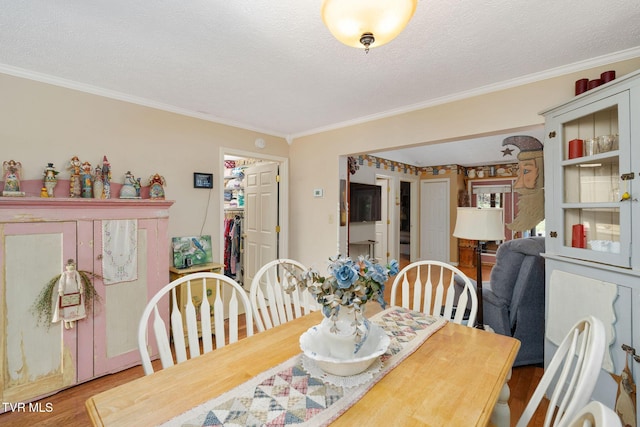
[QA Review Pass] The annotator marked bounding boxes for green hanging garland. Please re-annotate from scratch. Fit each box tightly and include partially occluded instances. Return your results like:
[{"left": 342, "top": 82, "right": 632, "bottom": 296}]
[{"left": 32, "top": 265, "right": 102, "bottom": 328}]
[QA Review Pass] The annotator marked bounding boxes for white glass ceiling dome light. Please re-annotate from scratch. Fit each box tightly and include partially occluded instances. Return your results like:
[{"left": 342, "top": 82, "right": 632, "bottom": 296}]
[{"left": 321, "top": 0, "right": 418, "bottom": 53}]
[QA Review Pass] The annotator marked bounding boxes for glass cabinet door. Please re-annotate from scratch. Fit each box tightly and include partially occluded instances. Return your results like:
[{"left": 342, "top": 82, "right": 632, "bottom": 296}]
[{"left": 553, "top": 91, "right": 631, "bottom": 267}]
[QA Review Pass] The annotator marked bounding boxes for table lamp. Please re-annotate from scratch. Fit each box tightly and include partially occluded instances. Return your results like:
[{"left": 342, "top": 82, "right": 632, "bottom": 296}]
[{"left": 453, "top": 207, "right": 505, "bottom": 329}]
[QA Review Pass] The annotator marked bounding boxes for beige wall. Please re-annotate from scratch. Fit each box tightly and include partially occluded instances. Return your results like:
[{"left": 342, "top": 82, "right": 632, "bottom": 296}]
[
  {"left": 2, "top": 58, "right": 640, "bottom": 268},
  {"left": 0, "top": 73, "right": 289, "bottom": 263},
  {"left": 289, "top": 58, "right": 640, "bottom": 266}
]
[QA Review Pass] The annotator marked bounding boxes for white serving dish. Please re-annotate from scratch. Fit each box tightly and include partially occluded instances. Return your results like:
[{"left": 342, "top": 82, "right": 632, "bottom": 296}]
[
  {"left": 588, "top": 240, "right": 620, "bottom": 253},
  {"left": 300, "top": 323, "right": 390, "bottom": 376}
]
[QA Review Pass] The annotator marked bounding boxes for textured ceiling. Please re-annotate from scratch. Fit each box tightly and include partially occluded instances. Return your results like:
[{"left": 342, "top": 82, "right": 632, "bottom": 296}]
[{"left": 1, "top": 1, "right": 639, "bottom": 165}]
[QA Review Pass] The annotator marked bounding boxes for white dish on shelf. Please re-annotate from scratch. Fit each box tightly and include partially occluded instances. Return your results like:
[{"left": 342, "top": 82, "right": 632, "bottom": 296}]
[
  {"left": 299, "top": 322, "right": 390, "bottom": 377},
  {"left": 588, "top": 240, "right": 620, "bottom": 253}
]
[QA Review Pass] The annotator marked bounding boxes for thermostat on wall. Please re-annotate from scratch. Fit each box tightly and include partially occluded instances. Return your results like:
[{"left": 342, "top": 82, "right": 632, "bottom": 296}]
[{"left": 313, "top": 188, "right": 323, "bottom": 198}]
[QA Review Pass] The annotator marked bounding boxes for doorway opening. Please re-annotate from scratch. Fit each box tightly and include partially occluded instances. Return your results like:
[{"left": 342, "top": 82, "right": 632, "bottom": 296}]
[
  {"left": 374, "top": 176, "right": 391, "bottom": 263},
  {"left": 220, "top": 148, "right": 289, "bottom": 290},
  {"left": 399, "top": 180, "right": 411, "bottom": 263}
]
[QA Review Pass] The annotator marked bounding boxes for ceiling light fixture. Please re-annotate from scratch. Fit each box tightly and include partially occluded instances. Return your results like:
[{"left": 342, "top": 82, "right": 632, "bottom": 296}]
[{"left": 321, "top": 0, "right": 417, "bottom": 53}]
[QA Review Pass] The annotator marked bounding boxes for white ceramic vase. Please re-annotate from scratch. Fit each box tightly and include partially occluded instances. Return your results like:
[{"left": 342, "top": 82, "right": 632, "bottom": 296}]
[{"left": 320, "top": 306, "right": 369, "bottom": 360}]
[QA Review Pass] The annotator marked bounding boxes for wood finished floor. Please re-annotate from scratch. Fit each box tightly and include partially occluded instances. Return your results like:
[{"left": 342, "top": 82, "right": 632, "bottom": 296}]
[{"left": 0, "top": 258, "right": 548, "bottom": 426}]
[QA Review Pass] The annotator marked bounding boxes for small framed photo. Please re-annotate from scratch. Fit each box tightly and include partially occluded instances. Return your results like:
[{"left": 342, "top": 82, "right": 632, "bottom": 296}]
[{"left": 193, "top": 172, "right": 213, "bottom": 189}]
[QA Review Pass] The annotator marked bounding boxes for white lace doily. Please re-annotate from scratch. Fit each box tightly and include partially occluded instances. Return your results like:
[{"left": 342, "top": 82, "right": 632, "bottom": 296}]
[{"left": 301, "top": 354, "right": 384, "bottom": 388}]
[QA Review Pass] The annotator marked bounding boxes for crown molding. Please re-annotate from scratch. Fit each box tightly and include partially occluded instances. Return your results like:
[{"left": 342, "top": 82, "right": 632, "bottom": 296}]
[
  {"left": 0, "top": 63, "right": 286, "bottom": 138},
  {"left": 2, "top": 46, "right": 639, "bottom": 141}
]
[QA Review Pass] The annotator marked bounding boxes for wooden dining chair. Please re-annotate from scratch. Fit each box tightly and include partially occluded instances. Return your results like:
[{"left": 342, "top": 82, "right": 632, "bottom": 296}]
[
  {"left": 137, "top": 272, "right": 253, "bottom": 375},
  {"left": 566, "top": 401, "right": 622, "bottom": 427},
  {"left": 516, "top": 316, "right": 606, "bottom": 427},
  {"left": 390, "top": 260, "right": 478, "bottom": 327},
  {"left": 249, "top": 258, "right": 318, "bottom": 332}
]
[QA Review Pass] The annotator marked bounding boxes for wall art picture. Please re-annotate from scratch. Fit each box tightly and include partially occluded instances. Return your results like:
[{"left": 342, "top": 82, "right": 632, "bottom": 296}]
[{"left": 171, "top": 235, "right": 213, "bottom": 268}]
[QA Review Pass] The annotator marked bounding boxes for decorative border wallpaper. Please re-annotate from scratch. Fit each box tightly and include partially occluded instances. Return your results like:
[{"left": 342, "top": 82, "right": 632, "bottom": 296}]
[
  {"left": 356, "top": 155, "right": 421, "bottom": 176},
  {"left": 358, "top": 154, "right": 518, "bottom": 179}
]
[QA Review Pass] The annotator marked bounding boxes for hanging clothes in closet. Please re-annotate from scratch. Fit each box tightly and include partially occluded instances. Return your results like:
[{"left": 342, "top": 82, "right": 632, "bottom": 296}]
[{"left": 223, "top": 214, "right": 243, "bottom": 280}]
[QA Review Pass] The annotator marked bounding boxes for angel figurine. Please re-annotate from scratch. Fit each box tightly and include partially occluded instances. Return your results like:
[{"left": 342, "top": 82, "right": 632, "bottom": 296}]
[
  {"left": 148, "top": 173, "right": 166, "bottom": 199},
  {"left": 3, "top": 159, "right": 25, "bottom": 196},
  {"left": 52, "top": 260, "right": 87, "bottom": 329}
]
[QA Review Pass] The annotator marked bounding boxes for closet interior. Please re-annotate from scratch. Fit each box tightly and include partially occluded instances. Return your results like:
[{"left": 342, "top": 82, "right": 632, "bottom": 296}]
[{"left": 223, "top": 157, "right": 246, "bottom": 285}]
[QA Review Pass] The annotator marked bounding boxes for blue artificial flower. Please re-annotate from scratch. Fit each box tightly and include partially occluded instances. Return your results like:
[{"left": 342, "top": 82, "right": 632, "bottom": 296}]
[
  {"left": 322, "top": 305, "right": 331, "bottom": 318},
  {"left": 367, "top": 263, "right": 388, "bottom": 285},
  {"left": 332, "top": 262, "right": 359, "bottom": 289},
  {"left": 361, "top": 257, "right": 373, "bottom": 272},
  {"left": 283, "top": 255, "right": 400, "bottom": 328},
  {"left": 388, "top": 259, "right": 400, "bottom": 276}
]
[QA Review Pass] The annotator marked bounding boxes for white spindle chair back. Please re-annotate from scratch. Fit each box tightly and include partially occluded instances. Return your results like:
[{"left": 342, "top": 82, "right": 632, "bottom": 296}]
[
  {"left": 138, "top": 272, "right": 253, "bottom": 375},
  {"left": 249, "top": 259, "right": 318, "bottom": 332},
  {"left": 516, "top": 316, "right": 606, "bottom": 427},
  {"left": 390, "top": 260, "right": 477, "bottom": 326}
]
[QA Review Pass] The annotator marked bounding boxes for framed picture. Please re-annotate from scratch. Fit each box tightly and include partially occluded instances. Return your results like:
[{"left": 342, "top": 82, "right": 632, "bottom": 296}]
[
  {"left": 171, "top": 235, "right": 214, "bottom": 268},
  {"left": 194, "top": 172, "right": 213, "bottom": 189}
]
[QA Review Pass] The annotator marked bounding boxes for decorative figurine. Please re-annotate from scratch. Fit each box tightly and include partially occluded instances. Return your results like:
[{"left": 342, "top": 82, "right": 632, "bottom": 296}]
[
  {"left": 502, "top": 136, "right": 545, "bottom": 231},
  {"left": 93, "top": 165, "right": 104, "bottom": 199},
  {"left": 43, "top": 162, "right": 59, "bottom": 197},
  {"left": 135, "top": 177, "right": 142, "bottom": 197},
  {"left": 52, "top": 259, "right": 86, "bottom": 329},
  {"left": 148, "top": 173, "right": 166, "bottom": 199},
  {"left": 80, "top": 161, "right": 93, "bottom": 198},
  {"left": 119, "top": 171, "right": 138, "bottom": 198},
  {"left": 40, "top": 187, "right": 49, "bottom": 198},
  {"left": 68, "top": 156, "right": 82, "bottom": 197},
  {"left": 3, "top": 160, "right": 25, "bottom": 196},
  {"left": 101, "top": 156, "right": 111, "bottom": 199}
]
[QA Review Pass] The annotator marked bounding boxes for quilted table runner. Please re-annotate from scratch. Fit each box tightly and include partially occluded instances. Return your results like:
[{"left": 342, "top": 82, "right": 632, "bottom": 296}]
[{"left": 161, "top": 307, "right": 447, "bottom": 427}]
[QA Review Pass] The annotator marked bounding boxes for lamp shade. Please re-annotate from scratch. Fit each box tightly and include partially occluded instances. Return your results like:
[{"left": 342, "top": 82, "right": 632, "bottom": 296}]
[
  {"left": 321, "top": 0, "right": 417, "bottom": 50},
  {"left": 453, "top": 207, "right": 505, "bottom": 241}
]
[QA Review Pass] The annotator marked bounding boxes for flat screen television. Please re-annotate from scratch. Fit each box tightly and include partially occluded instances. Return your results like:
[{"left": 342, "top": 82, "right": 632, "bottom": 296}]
[{"left": 349, "top": 182, "right": 382, "bottom": 222}]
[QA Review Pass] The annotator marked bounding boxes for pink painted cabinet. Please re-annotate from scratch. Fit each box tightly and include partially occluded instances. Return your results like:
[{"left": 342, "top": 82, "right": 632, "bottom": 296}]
[{"left": 0, "top": 198, "right": 172, "bottom": 406}]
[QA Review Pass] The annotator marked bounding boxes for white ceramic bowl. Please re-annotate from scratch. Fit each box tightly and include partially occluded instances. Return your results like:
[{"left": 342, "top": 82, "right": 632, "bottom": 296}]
[{"left": 300, "top": 323, "right": 390, "bottom": 376}]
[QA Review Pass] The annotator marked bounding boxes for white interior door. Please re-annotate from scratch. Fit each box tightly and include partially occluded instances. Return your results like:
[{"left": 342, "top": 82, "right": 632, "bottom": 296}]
[
  {"left": 374, "top": 178, "right": 389, "bottom": 263},
  {"left": 420, "top": 179, "right": 450, "bottom": 262},
  {"left": 244, "top": 162, "right": 279, "bottom": 288}
]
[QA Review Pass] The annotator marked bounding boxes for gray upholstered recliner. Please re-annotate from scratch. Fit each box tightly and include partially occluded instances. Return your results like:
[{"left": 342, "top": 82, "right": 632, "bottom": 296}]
[{"left": 482, "top": 236, "right": 545, "bottom": 366}]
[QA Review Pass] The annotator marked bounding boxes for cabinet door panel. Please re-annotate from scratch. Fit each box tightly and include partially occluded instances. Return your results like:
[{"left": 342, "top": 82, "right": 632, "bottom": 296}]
[
  {"left": 551, "top": 92, "right": 631, "bottom": 267},
  {"left": 93, "top": 219, "right": 165, "bottom": 376},
  {"left": 545, "top": 260, "right": 635, "bottom": 419},
  {"left": 0, "top": 222, "right": 77, "bottom": 403}
]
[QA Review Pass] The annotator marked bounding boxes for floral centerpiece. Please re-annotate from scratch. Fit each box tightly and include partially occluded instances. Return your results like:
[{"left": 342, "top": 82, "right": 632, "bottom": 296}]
[{"left": 286, "top": 254, "right": 399, "bottom": 344}]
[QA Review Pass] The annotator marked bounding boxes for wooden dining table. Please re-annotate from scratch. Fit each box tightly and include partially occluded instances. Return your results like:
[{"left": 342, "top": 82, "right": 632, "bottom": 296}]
[{"left": 86, "top": 309, "right": 519, "bottom": 426}]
